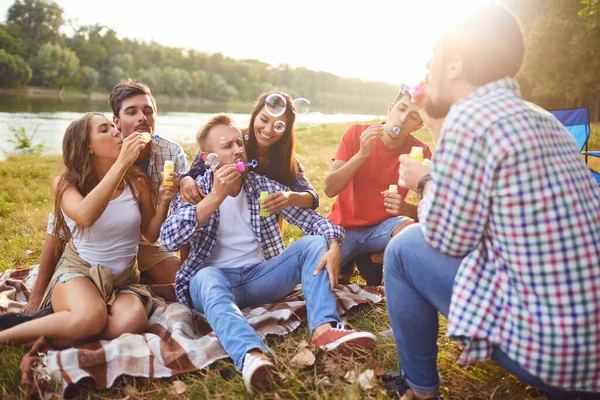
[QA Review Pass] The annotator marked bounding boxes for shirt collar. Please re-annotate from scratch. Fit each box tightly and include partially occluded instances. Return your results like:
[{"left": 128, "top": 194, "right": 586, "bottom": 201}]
[{"left": 455, "top": 77, "right": 520, "bottom": 108}]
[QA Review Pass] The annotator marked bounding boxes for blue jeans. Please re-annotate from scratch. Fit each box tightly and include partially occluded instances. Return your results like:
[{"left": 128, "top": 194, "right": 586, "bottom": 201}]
[
  {"left": 340, "top": 217, "right": 409, "bottom": 285},
  {"left": 383, "top": 224, "right": 593, "bottom": 398},
  {"left": 188, "top": 235, "right": 340, "bottom": 371}
]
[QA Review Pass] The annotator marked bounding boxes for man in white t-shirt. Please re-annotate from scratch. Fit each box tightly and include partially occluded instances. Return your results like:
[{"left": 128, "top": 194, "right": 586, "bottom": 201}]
[{"left": 161, "top": 113, "right": 376, "bottom": 393}]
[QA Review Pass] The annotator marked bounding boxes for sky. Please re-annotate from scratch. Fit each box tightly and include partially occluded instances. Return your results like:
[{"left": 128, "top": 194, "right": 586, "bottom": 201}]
[{"left": 0, "top": 0, "right": 493, "bottom": 86}]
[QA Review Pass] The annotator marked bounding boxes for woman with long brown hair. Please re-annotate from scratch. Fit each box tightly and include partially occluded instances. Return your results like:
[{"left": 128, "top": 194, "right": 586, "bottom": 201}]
[
  {"left": 0, "top": 112, "right": 177, "bottom": 348},
  {"left": 180, "top": 91, "right": 318, "bottom": 212}
]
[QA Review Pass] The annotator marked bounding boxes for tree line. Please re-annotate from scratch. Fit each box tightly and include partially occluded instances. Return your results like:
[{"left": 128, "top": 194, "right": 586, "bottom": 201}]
[{"left": 1, "top": 0, "right": 599, "bottom": 118}]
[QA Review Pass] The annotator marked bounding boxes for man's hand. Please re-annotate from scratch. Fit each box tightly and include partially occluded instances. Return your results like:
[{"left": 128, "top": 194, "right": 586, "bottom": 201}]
[
  {"left": 398, "top": 155, "right": 431, "bottom": 192},
  {"left": 313, "top": 240, "right": 341, "bottom": 291},
  {"left": 23, "top": 292, "right": 43, "bottom": 314},
  {"left": 261, "top": 191, "right": 291, "bottom": 213},
  {"left": 382, "top": 190, "right": 406, "bottom": 216},
  {"left": 358, "top": 124, "right": 384, "bottom": 158},
  {"left": 212, "top": 164, "right": 242, "bottom": 198},
  {"left": 180, "top": 176, "right": 205, "bottom": 204}
]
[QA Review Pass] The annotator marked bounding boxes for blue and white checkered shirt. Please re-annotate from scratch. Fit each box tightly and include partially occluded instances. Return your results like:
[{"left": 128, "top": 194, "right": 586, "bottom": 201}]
[{"left": 160, "top": 171, "right": 345, "bottom": 307}]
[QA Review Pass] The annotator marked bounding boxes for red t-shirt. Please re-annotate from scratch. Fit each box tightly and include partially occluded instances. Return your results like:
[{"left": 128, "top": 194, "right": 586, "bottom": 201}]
[{"left": 328, "top": 123, "right": 432, "bottom": 229}]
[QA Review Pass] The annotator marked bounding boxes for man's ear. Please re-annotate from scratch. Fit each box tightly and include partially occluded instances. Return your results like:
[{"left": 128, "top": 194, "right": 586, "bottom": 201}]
[
  {"left": 113, "top": 115, "right": 121, "bottom": 130},
  {"left": 447, "top": 55, "right": 463, "bottom": 81},
  {"left": 387, "top": 102, "right": 394, "bottom": 115}
]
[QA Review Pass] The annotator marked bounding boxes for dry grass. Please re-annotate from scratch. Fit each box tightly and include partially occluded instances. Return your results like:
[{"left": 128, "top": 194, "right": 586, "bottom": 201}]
[{"left": 0, "top": 122, "right": 556, "bottom": 399}]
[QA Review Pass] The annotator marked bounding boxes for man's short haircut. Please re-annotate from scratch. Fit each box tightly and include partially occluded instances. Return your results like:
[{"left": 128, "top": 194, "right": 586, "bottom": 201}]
[
  {"left": 393, "top": 90, "right": 411, "bottom": 106},
  {"left": 109, "top": 79, "right": 157, "bottom": 117},
  {"left": 440, "top": 4, "right": 525, "bottom": 86},
  {"left": 196, "top": 113, "right": 235, "bottom": 152}
]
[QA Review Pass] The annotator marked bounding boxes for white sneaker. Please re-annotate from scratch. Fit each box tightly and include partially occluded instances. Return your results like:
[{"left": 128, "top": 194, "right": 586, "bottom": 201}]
[{"left": 242, "top": 352, "right": 275, "bottom": 393}]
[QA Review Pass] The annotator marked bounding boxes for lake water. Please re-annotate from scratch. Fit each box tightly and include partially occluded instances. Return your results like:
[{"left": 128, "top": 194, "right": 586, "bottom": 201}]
[{"left": 0, "top": 96, "right": 383, "bottom": 155}]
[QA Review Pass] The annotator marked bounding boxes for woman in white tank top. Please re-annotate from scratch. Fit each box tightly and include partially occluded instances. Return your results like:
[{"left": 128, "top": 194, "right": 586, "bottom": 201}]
[{"left": 0, "top": 113, "right": 177, "bottom": 348}]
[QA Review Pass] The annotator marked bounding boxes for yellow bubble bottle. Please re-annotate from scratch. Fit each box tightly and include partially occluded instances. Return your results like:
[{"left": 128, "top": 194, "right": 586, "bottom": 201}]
[
  {"left": 259, "top": 191, "right": 270, "bottom": 217},
  {"left": 388, "top": 184, "right": 398, "bottom": 194},
  {"left": 409, "top": 146, "right": 424, "bottom": 162},
  {"left": 163, "top": 160, "right": 174, "bottom": 186},
  {"left": 405, "top": 147, "right": 424, "bottom": 205}
]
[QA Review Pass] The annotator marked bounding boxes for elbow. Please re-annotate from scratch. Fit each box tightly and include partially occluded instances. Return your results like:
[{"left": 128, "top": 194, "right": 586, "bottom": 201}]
[{"left": 323, "top": 178, "right": 338, "bottom": 198}]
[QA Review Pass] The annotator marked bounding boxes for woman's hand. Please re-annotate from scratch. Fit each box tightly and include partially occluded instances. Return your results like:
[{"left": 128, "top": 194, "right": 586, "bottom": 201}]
[
  {"left": 261, "top": 191, "right": 291, "bottom": 213},
  {"left": 159, "top": 171, "right": 178, "bottom": 206},
  {"left": 117, "top": 132, "right": 146, "bottom": 168},
  {"left": 180, "top": 176, "right": 205, "bottom": 204}
]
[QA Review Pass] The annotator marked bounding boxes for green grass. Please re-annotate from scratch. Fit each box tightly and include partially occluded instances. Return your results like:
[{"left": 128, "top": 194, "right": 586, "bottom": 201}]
[{"left": 0, "top": 124, "right": 545, "bottom": 399}]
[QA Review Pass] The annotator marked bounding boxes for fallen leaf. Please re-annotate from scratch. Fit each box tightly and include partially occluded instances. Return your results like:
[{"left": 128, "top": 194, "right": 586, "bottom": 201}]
[
  {"left": 366, "top": 355, "right": 386, "bottom": 376},
  {"left": 290, "top": 348, "right": 316, "bottom": 368},
  {"left": 167, "top": 380, "right": 188, "bottom": 395},
  {"left": 344, "top": 370, "right": 358, "bottom": 383},
  {"left": 322, "top": 355, "right": 346, "bottom": 378},
  {"left": 297, "top": 340, "right": 310, "bottom": 350},
  {"left": 358, "top": 369, "right": 376, "bottom": 390}
]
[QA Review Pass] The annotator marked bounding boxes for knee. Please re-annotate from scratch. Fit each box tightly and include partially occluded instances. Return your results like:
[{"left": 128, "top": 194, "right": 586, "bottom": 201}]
[
  {"left": 384, "top": 224, "right": 424, "bottom": 279},
  {"left": 297, "top": 235, "right": 328, "bottom": 253},
  {"left": 190, "top": 267, "right": 228, "bottom": 304},
  {"left": 108, "top": 307, "right": 148, "bottom": 338},
  {"left": 67, "top": 304, "right": 107, "bottom": 340}
]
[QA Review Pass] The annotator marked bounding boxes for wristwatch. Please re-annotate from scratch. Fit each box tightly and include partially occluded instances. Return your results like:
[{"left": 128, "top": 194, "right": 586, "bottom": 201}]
[{"left": 417, "top": 174, "right": 431, "bottom": 200}]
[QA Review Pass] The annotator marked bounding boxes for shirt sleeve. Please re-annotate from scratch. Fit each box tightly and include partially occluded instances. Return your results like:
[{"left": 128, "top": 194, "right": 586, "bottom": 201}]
[
  {"left": 332, "top": 125, "right": 358, "bottom": 162},
  {"left": 289, "top": 159, "right": 319, "bottom": 210},
  {"left": 181, "top": 151, "right": 206, "bottom": 180},
  {"left": 418, "top": 118, "right": 495, "bottom": 257},
  {"left": 160, "top": 193, "right": 202, "bottom": 251}
]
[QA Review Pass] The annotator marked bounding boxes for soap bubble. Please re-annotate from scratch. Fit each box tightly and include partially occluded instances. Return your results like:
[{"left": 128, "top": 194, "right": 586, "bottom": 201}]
[
  {"left": 265, "top": 93, "right": 287, "bottom": 118},
  {"left": 274, "top": 120, "right": 286, "bottom": 133},
  {"left": 219, "top": 178, "right": 225, "bottom": 184},
  {"left": 205, "top": 153, "right": 219, "bottom": 171},
  {"left": 292, "top": 98, "right": 310, "bottom": 114},
  {"left": 237, "top": 147, "right": 244, "bottom": 154},
  {"left": 220, "top": 136, "right": 226, "bottom": 144},
  {"left": 388, "top": 126, "right": 401, "bottom": 135},
  {"left": 244, "top": 134, "right": 249, "bottom": 141},
  {"left": 308, "top": 112, "right": 325, "bottom": 127}
]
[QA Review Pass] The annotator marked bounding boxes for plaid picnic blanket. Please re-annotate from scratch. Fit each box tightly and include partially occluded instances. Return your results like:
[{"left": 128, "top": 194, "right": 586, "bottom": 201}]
[{"left": 0, "top": 265, "right": 382, "bottom": 397}]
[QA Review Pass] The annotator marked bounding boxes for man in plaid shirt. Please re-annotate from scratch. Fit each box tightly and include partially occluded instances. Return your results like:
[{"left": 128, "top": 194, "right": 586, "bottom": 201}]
[
  {"left": 384, "top": 5, "right": 600, "bottom": 400},
  {"left": 160, "top": 113, "right": 376, "bottom": 393}
]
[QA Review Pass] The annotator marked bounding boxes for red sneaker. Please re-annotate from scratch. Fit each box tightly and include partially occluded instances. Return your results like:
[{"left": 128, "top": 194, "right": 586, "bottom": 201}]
[{"left": 311, "top": 323, "right": 376, "bottom": 353}]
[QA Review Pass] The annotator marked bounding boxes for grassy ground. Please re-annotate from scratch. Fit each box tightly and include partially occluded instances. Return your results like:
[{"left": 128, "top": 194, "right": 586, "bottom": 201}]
[{"left": 3, "top": 121, "right": 591, "bottom": 399}]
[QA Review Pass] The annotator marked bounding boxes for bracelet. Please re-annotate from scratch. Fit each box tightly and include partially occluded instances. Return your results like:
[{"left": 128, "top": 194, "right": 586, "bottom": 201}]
[{"left": 417, "top": 174, "right": 431, "bottom": 200}]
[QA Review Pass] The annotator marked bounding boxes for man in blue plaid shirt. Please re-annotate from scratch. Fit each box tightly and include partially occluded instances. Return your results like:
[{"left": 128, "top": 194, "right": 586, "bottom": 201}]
[
  {"left": 384, "top": 5, "right": 600, "bottom": 400},
  {"left": 160, "top": 113, "right": 376, "bottom": 393}
]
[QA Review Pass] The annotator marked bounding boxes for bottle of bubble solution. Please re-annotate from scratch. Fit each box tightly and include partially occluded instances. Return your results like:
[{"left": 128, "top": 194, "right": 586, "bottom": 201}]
[
  {"left": 405, "top": 146, "right": 424, "bottom": 205},
  {"left": 259, "top": 191, "right": 270, "bottom": 217},
  {"left": 388, "top": 184, "right": 398, "bottom": 194},
  {"left": 163, "top": 160, "right": 174, "bottom": 186}
]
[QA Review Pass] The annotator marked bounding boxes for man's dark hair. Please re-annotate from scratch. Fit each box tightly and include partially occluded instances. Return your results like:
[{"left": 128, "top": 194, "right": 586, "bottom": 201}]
[
  {"left": 109, "top": 79, "right": 157, "bottom": 117},
  {"left": 440, "top": 5, "right": 525, "bottom": 86}
]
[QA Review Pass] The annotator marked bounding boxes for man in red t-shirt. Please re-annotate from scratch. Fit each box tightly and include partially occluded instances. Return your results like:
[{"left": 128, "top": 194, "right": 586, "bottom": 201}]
[{"left": 324, "top": 88, "right": 432, "bottom": 285}]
